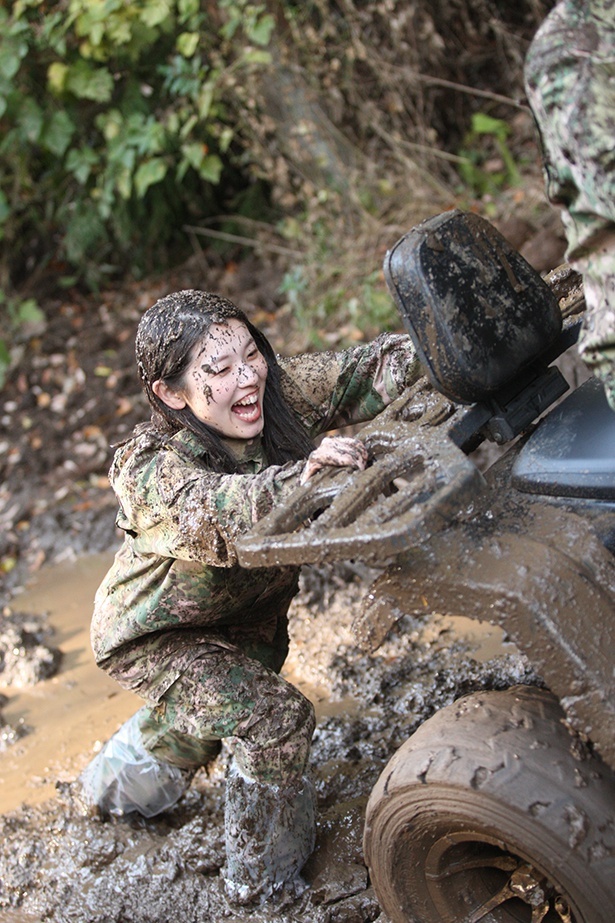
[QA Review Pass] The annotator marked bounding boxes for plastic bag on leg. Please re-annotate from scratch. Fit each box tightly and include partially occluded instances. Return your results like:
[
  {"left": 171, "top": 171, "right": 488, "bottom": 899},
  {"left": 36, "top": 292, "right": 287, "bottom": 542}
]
[
  {"left": 77, "top": 709, "right": 192, "bottom": 818},
  {"left": 222, "top": 764, "right": 316, "bottom": 906}
]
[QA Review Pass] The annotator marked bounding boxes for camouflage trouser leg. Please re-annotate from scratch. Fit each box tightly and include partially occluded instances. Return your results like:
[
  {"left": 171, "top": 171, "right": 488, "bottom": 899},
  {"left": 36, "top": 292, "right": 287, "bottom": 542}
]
[
  {"left": 525, "top": 0, "right": 615, "bottom": 408},
  {"left": 142, "top": 647, "right": 315, "bottom": 784},
  {"left": 137, "top": 705, "right": 222, "bottom": 770},
  {"left": 138, "top": 636, "right": 317, "bottom": 903},
  {"left": 223, "top": 765, "right": 316, "bottom": 905},
  {"left": 570, "top": 236, "right": 615, "bottom": 408}
]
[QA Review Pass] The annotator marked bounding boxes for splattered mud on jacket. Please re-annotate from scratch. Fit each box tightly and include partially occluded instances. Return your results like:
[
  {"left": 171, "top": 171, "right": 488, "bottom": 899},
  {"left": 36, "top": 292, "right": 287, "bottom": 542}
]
[
  {"left": 91, "top": 333, "right": 419, "bottom": 703},
  {"left": 525, "top": 0, "right": 615, "bottom": 408}
]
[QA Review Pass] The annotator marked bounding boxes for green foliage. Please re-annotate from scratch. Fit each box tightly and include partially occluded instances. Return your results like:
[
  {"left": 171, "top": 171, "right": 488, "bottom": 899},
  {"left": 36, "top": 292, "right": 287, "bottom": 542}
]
[
  {"left": 280, "top": 244, "right": 399, "bottom": 350},
  {"left": 457, "top": 112, "right": 522, "bottom": 198},
  {"left": 0, "top": 0, "right": 275, "bottom": 291},
  {"left": 0, "top": 0, "right": 550, "bottom": 353}
]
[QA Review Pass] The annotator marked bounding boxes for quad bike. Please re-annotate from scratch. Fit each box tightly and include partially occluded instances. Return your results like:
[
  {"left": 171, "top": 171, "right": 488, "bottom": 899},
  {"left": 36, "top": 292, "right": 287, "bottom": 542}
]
[{"left": 236, "top": 211, "right": 615, "bottom": 923}]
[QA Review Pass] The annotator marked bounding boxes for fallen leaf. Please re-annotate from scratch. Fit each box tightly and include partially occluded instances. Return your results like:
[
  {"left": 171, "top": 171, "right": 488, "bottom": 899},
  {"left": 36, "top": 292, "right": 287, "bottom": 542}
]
[{"left": 115, "top": 397, "right": 134, "bottom": 417}]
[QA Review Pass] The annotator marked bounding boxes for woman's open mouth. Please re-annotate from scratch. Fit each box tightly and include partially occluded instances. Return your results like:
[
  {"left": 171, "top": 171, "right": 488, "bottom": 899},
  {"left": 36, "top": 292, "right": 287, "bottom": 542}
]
[{"left": 232, "top": 392, "right": 262, "bottom": 423}]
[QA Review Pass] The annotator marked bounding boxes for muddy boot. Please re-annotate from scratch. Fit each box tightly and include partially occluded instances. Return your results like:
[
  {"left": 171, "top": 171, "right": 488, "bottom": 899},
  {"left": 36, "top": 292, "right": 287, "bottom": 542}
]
[
  {"left": 76, "top": 710, "right": 193, "bottom": 818},
  {"left": 222, "top": 764, "right": 316, "bottom": 906}
]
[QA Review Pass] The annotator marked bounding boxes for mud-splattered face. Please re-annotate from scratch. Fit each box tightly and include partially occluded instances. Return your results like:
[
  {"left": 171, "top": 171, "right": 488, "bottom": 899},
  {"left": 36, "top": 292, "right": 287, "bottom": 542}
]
[{"left": 159, "top": 318, "right": 268, "bottom": 439}]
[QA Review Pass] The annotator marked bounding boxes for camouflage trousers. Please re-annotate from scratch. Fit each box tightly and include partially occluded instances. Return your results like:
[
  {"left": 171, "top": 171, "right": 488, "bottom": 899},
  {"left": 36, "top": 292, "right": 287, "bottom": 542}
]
[
  {"left": 525, "top": 0, "right": 615, "bottom": 409},
  {"left": 135, "top": 615, "right": 315, "bottom": 786},
  {"left": 83, "top": 613, "right": 317, "bottom": 902}
]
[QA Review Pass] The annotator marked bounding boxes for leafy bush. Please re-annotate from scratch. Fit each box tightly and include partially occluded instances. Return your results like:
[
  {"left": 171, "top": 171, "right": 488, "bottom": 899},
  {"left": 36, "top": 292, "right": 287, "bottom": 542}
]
[
  {"left": 0, "top": 0, "right": 275, "bottom": 291},
  {"left": 0, "top": 0, "right": 552, "bottom": 353}
]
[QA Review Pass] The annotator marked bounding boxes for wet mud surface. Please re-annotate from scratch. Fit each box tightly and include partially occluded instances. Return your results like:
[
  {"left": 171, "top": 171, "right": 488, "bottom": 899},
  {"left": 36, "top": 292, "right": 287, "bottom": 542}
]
[{"left": 0, "top": 555, "right": 537, "bottom": 923}]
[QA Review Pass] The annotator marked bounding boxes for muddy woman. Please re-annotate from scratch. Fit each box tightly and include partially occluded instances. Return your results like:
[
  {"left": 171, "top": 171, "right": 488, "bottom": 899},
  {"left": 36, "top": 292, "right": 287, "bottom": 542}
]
[{"left": 78, "top": 289, "right": 419, "bottom": 906}]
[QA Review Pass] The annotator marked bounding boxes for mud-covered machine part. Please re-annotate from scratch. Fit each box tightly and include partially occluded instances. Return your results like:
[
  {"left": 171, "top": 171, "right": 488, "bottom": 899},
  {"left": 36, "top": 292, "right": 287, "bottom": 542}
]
[
  {"left": 382, "top": 209, "right": 563, "bottom": 404},
  {"left": 236, "top": 208, "right": 615, "bottom": 767},
  {"left": 236, "top": 211, "right": 575, "bottom": 569},
  {"left": 363, "top": 685, "right": 615, "bottom": 923},
  {"left": 236, "top": 211, "right": 615, "bottom": 923}
]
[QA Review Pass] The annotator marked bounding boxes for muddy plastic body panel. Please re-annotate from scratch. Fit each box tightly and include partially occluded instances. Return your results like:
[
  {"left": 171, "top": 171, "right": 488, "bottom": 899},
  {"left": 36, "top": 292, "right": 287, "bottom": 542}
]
[
  {"left": 512, "top": 377, "right": 615, "bottom": 498},
  {"left": 383, "top": 210, "right": 562, "bottom": 403}
]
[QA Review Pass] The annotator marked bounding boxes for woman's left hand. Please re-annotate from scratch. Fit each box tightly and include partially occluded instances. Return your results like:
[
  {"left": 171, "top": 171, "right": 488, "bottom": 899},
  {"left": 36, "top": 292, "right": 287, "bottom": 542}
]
[{"left": 300, "top": 435, "right": 368, "bottom": 485}]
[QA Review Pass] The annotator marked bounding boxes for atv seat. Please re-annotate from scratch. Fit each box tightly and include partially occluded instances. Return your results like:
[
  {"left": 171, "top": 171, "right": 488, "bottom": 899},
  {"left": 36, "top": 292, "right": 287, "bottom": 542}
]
[{"left": 383, "top": 210, "right": 563, "bottom": 405}]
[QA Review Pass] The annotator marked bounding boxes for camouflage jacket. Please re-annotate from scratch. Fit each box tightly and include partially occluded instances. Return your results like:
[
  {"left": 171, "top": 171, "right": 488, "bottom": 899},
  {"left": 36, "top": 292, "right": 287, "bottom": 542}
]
[
  {"left": 91, "top": 333, "right": 419, "bottom": 701},
  {"left": 525, "top": 0, "right": 615, "bottom": 407}
]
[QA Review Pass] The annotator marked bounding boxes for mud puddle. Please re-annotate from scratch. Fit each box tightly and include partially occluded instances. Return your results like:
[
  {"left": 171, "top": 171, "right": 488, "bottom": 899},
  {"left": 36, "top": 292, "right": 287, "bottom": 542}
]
[
  {"left": 0, "top": 556, "right": 534, "bottom": 923},
  {"left": 0, "top": 553, "right": 138, "bottom": 814}
]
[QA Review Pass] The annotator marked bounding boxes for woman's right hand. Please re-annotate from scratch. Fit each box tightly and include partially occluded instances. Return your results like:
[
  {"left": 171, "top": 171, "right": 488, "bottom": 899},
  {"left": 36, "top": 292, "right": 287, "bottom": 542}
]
[{"left": 300, "top": 435, "right": 368, "bottom": 485}]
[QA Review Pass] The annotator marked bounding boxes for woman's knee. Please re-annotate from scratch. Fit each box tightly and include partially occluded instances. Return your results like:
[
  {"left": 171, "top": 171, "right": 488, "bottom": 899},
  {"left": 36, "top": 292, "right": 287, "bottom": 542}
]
[
  {"left": 263, "top": 682, "right": 315, "bottom": 747},
  {"left": 232, "top": 685, "right": 316, "bottom": 784}
]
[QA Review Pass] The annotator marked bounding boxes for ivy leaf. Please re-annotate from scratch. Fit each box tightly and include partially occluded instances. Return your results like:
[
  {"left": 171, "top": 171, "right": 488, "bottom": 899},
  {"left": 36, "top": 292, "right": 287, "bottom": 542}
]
[
  {"left": 66, "top": 146, "right": 99, "bottom": 184},
  {"left": 47, "top": 61, "right": 69, "bottom": 94},
  {"left": 139, "top": 0, "right": 172, "bottom": 28},
  {"left": 134, "top": 157, "right": 167, "bottom": 197},
  {"left": 0, "top": 47, "right": 23, "bottom": 80},
  {"left": 248, "top": 14, "right": 275, "bottom": 47},
  {"left": 198, "top": 153, "right": 222, "bottom": 184},
  {"left": 65, "top": 61, "right": 113, "bottom": 102},
  {"left": 177, "top": 144, "right": 222, "bottom": 184},
  {"left": 178, "top": 0, "right": 199, "bottom": 21},
  {"left": 197, "top": 84, "right": 214, "bottom": 120},
  {"left": 176, "top": 31, "right": 199, "bottom": 58},
  {"left": 42, "top": 110, "right": 75, "bottom": 157},
  {"left": 0, "top": 25, "right": 28, "bottom": 80},
  {"left": 180, "top": 141, "right": 206, "bottom": 170},
  {"left": 18, "top": 97, "right": 43, "bottom": 143}
]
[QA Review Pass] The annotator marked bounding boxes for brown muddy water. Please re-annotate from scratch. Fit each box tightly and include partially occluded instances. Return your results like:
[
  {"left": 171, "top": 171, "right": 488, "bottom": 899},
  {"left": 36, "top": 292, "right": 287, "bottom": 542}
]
[
  {"left": 0, "top": 553, "right": 135, "bottom": 814},
  {"left": 0, "top": 555, "right": 533, "bottom": 923}
]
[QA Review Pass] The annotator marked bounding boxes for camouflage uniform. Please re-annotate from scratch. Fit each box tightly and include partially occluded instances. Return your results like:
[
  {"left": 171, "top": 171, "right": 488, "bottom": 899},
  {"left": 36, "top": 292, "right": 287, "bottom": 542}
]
[
  {"left": 88, "top": 331, "right": 418, "bottom": 902},
  {"left": 524, "top": 0, "right": 615, "bottom": 408}
]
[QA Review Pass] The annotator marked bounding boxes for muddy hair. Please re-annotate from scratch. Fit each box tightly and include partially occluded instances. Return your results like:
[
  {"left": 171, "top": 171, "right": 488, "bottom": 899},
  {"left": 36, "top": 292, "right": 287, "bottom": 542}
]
[{"left": 134, "top": 289, "right": 315, "bottom": 472}]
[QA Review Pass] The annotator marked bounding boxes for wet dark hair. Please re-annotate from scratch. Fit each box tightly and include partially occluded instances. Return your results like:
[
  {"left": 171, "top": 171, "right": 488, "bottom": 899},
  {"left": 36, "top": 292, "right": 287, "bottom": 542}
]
[{"left": 134, "top": 289, "right": 314, "bottom": 472}]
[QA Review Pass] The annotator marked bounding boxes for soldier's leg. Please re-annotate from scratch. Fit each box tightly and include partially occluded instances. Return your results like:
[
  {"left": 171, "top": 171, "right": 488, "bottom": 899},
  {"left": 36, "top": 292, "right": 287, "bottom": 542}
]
[
  {"left": 137, "top": 704, "right": 222, "bottom": 768},
  {"left": 135, "top": 611, "right": 288, "bottom": 770},
  {"left": 157, "top": 644, "right": 316, "bottom": 905},
  {"left": 78, "top": 614, "right": 293, "bottom": 820},
  {"left": 77, "top": 705, "right": 204, "bottom": 818}
]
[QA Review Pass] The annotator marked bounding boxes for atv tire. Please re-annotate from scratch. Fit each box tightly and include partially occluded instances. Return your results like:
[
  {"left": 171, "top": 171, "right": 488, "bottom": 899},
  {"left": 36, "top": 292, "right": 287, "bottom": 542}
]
[{"left": 363, "top": 685, "right": 615, "bottom": 923}]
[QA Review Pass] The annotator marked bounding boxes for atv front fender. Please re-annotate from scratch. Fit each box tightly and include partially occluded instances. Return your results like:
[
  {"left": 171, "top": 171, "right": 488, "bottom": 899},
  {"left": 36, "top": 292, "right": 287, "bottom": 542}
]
[{"left": 356, "top": 499, "right": 615, "bottom": 770}]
